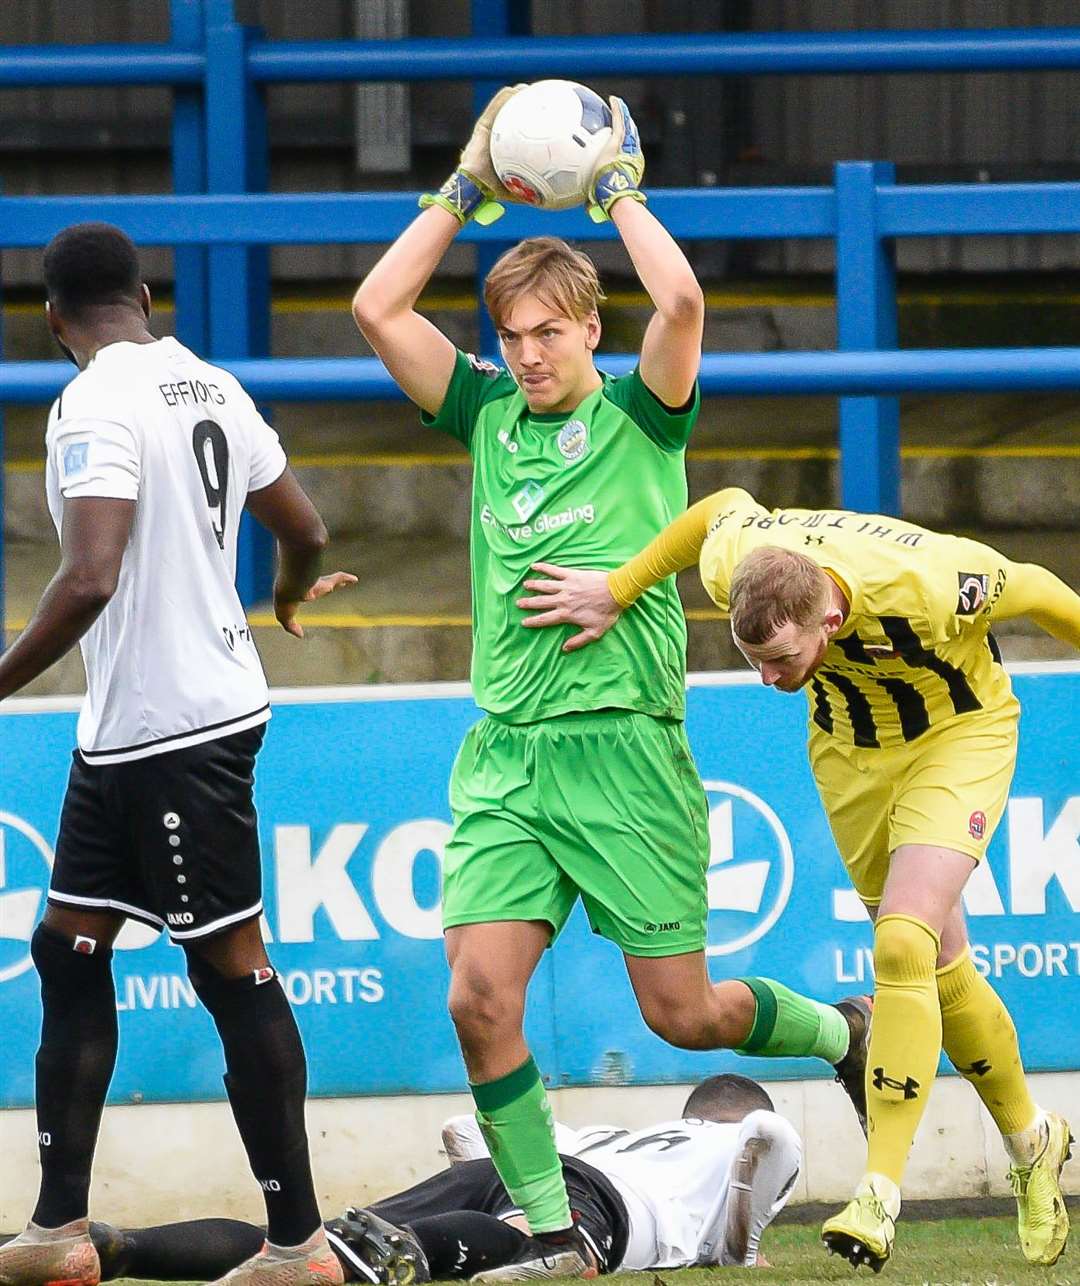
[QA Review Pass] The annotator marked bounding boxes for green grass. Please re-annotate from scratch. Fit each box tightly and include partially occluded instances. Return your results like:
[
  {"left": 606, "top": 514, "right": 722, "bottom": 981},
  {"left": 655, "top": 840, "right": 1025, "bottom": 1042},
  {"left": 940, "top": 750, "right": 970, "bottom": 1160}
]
[
  {"left": 106, "top": 1215, "right": 1077, "bottom": 1286},
  {"left": 622, "top": 1217, "right": 1073, "bottom": 1286}
]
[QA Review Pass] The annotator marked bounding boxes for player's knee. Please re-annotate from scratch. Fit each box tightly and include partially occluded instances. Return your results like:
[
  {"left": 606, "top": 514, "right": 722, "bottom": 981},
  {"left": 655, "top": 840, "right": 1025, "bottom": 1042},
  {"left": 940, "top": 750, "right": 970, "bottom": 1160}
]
[
  {"left": 187, "top": 953, "right": 279, "bottom": 1021},
  {"left": 447, "top": 964, "right": 525, "bottom": 1043},
  {"left": 31, "top": 921, "right": 113, "bottom": 991},
  {"left": 873, "top": 913, "right": 939, "bottom": 984},
  {"left": 188, "top": 957, "right": 306, "bottom": 1083},
  {"left": 639, "top": 995, "right": 709, "bottom": 1050}
]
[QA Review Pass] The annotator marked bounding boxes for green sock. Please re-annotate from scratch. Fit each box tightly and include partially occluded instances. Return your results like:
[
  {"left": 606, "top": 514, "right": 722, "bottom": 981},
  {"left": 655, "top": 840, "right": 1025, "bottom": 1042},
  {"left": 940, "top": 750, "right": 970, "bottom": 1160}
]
[
  {"left": 735, "top": 976, "right": 850, "bottom": 1063},
  {"left": 471, "top": 1056, "right": 571, "bottom": 1234}
]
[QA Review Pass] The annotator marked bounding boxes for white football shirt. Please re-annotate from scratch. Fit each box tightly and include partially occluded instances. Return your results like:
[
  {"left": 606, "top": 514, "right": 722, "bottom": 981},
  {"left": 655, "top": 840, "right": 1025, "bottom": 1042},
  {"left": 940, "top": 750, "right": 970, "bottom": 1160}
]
[
  {"left": 565, "top": 1114, "right": 800, "bottom": 1269},
  {"left": 45, "top": 337, "right": 286, "bottom": 763},
  {"left": 440, "top": 1110, "right": 802, "bottom": 1270}
]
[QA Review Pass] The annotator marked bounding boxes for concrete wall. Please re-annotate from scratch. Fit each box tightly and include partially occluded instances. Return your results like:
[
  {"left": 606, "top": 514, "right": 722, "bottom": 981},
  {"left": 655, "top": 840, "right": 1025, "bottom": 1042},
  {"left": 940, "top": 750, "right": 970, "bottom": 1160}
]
[{"left": 2, "top": 1072, "right": 1079, "bottom": 1230}]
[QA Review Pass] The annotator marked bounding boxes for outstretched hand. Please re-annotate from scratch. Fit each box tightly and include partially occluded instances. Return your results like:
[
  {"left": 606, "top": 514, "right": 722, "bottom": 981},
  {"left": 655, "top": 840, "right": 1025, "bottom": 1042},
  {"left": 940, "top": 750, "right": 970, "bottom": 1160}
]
[
  {"left": 587, "top": 95, "right": 646, "bottom": 222},
  {"left": 459, "top": 83, "right": 527, "bottom": 201},
  {"left": 516, "top": 562, "right": 623, "bottom": 652},
  {"left": 276, "top": 571, "right": 357, "bottom": 639}
]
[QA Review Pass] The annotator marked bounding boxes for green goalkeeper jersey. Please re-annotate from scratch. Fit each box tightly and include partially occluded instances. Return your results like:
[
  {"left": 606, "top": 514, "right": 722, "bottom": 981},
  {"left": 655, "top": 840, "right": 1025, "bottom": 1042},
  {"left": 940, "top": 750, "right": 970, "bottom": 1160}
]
[{"left": 423, "top": 350, "right": 699, "bottom": 723}]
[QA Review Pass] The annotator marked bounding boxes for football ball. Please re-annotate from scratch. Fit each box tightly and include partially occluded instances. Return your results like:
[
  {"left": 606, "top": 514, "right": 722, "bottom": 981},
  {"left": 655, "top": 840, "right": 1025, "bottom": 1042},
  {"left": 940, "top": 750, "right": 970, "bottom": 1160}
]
[{"left": 489, "top": 80, "right": 613, "bottom": 211}]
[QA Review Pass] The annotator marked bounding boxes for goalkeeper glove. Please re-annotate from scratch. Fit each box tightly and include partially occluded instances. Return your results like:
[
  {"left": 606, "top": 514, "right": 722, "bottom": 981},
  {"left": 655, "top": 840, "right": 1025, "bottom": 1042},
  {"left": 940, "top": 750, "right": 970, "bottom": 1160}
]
[
  {"left": 419, "top": 84, "right": 525, "bottom": 226},
  {"left": 587, "top": 96, "right": 646, "bottom": 223}
]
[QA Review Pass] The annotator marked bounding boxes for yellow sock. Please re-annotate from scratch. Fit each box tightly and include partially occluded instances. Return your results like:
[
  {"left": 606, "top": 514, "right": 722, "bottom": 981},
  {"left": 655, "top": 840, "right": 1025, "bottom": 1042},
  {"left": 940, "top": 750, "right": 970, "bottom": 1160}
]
[
  {"left": 937, "top": 947, "right": 1037, "bottom": 1137},
  {"left": 866, "top": 914, "right": 942, "bottom": 1186}
]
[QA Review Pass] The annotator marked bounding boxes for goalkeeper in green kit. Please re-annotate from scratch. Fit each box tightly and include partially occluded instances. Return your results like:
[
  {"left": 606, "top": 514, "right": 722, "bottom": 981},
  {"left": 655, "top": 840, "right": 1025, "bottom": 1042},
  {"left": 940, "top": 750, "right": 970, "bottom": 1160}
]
[{"left": 352, "top": 87, "right": 869, "bottom": 1281}]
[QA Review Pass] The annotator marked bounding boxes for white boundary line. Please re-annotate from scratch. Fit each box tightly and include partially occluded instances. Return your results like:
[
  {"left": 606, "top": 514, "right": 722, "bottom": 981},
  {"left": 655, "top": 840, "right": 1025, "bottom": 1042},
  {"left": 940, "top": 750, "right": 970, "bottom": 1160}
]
[
  {"left": 686, "top": 670, "right": 759, "bottom": 688},
  {"left": 270, "top": 680, "right": 474, "bottom": 704},
  {"left": 1003, "top": 659, "right": 1080, "bottom": 675},
  {"left": 2, "top": 660, "right": 1078, "bottom": 717},
  {"left": 1, "top": 694, "right": 83, "bottom": 715}
]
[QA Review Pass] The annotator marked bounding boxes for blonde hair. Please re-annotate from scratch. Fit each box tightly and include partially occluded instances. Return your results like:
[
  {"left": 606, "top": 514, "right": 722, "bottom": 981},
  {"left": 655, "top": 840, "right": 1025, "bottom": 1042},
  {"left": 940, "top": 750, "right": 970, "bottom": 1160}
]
[
  {"left": 729, "top": 546, "right": 830, "bottom": 644},
  {"left": 483, "top": 237, "right": 605, "bottom": 328}
]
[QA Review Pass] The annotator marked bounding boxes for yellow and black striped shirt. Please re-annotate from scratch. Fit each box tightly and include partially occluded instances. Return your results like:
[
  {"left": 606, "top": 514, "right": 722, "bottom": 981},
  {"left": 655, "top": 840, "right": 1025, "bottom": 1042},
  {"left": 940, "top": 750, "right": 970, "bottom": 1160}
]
[{"left": 610, "top": 487, "right": 1080, "bottom": 750}]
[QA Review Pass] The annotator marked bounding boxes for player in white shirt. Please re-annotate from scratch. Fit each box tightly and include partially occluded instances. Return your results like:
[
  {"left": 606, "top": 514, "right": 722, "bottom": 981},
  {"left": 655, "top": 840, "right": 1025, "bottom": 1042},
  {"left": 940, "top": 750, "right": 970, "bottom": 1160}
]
[
  {"left": 0, "top": 223, "right": 355, "bottom": 1286},
  {"left": 76, "top": 1074, "right": 802, "bottom": 1283},
  {"left": 436, "top": 1073, "right": 801, "bottom": 1276}
]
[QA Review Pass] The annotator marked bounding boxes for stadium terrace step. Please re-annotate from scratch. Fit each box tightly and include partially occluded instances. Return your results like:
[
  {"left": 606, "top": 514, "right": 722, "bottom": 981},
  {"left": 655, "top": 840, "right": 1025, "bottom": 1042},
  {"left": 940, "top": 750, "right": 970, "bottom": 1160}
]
[
  {"left": 6, "top": 529, "right": 1079, "bottom": 697},
  {"left": 6, "top": 447, "right": 1080, "bottom": 546}
]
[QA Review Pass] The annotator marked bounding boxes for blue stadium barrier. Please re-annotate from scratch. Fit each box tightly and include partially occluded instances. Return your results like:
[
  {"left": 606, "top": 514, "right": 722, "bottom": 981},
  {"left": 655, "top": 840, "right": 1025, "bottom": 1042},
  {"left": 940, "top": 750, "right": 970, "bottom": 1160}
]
[
  {"left": 243, "top": 28, "right": 1080, "bottom": 80},
  {"left": 7, "top": 348, "right": 1080, "bottom": 405},
  {"left": 3, "top": 3, "right": 1080, "bottom": 633},
  {"left": 7, "top": 27, "right": 1080, "bottom": 88}
]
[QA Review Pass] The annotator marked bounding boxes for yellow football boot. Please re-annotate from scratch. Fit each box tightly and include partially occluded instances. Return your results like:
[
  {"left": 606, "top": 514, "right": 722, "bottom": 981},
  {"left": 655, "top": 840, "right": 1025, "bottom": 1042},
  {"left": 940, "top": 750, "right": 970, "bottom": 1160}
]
[
  {"left": 1008, "top": 1112, "right": 1073, "bottom": 1266},
  {"left": 821, "top": 1175, "right": 898, "bottom": 1274}
]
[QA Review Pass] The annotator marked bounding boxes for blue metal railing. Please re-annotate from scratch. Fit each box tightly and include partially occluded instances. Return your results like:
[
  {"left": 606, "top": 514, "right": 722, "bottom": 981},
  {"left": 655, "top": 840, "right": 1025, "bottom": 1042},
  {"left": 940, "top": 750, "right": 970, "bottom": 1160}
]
[
  {"left": 2, "top": 4, "right": 1080, "bottom": 632},
  {"left": 6, "top": 27, "right": 1080, "bottom": 87},
  {"left": 8, "top": 347, "right": 1080, "bottom": 404}
]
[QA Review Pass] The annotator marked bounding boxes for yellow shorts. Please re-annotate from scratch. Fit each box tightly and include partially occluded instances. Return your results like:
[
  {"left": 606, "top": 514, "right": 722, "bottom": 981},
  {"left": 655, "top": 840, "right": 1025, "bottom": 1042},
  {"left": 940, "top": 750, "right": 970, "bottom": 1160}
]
[{"left": 808, "top": 702, "right": 1019, "bottom": 906}]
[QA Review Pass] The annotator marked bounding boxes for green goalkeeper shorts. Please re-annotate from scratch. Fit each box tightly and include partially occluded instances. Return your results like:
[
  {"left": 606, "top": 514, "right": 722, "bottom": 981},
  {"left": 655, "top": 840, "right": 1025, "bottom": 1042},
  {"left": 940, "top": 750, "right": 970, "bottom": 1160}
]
[{"left": 442, "top": 709, "right": 710, "bottom": 957}]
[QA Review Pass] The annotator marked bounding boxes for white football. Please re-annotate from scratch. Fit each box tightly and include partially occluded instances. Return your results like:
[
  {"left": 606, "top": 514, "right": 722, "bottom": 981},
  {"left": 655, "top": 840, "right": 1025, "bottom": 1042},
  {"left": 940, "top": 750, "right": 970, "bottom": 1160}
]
[{"left": 489, "top": 80, "right": 614, "bottom": 211}]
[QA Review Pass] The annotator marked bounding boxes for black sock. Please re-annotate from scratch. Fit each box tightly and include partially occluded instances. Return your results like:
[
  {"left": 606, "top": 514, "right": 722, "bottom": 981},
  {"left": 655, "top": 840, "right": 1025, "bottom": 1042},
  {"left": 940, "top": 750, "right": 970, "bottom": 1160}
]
[
  {"left": 188, "top": 959, "right": 320, "bottom": 1247},
  {"left": 407, "top": 1213, "right": 527, "bottom": 1279},
  {"left": 31, "top": 923, "right": 118, "bottom": 1227},
  {"left": 91, "top": 1219, "right": 267, "bottom": 1282}
]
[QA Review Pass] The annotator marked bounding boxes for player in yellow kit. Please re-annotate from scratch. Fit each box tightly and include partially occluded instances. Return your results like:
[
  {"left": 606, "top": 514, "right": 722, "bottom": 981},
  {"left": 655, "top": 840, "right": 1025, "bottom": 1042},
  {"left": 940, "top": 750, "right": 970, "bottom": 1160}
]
[{"left": 515, "top": 487, "right": 1080, "bottom": 1272}]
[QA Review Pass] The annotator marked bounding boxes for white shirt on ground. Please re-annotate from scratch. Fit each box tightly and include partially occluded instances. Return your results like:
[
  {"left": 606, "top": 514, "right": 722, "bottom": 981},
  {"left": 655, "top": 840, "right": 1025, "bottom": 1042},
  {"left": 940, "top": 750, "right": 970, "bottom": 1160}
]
[{"left": 440, "top": 1109, "right": 803, "bottom": 1270}]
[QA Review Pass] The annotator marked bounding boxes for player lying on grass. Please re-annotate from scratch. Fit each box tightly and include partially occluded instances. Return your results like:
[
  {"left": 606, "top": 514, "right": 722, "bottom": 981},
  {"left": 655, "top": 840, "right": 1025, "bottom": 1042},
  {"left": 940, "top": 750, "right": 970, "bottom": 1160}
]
[
  {"left": 514, "top": 485, "right": 1080, "bottom": 1273},
  {"left": 71, "top": 1075, "right": 800, "bottom": 1284},
  {"left": 352, "top": 84, "right": 870, "bottom": 1279}
]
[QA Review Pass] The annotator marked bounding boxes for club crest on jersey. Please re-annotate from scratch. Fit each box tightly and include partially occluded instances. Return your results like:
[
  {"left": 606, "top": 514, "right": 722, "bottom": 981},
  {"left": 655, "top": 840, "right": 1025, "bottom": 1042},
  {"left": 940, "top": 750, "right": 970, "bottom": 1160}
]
[
  {"left": 62, "top": 441, "right": 89, "bottom": 477},
  {"left": 969, "top": 810, "right": 987, "bottom": 840},
  {"left": 956, "top": 572, "right": 990, "bottom": 615},
  {"left": 557, "top": 419, "right": 589, "bottom": 463}
]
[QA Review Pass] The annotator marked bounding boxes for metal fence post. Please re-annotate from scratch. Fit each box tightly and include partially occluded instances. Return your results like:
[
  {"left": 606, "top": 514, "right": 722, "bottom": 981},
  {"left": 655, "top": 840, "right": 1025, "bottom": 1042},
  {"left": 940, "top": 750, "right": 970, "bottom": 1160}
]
[
  {"left": 835, "top": 160, "right": 900, "bottom": 514},
  {"left": 470, "top": 0, "right": 529, "bottom": 358},
  {"left": 204, "top": 0, "right": 273, "bottom": 605},
  {"left": 170, "top": 0, "right": 208, "bottom": 353}
]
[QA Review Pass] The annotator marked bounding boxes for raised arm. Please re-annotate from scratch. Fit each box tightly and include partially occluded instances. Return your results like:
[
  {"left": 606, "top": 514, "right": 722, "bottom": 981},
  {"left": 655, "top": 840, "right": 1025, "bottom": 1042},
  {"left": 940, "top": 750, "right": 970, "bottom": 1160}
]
[
  {"left": 352, "top": 85, "right": 522, "bottom": 416},
  {"left": 587, "top": 98, "right": 704, "bottom": 408},
  {"left": 351, "top": 207, "right": 461, "bottom": 416},
  {"left": 613, "top": 199, "right": 704, "bottom": 409}
]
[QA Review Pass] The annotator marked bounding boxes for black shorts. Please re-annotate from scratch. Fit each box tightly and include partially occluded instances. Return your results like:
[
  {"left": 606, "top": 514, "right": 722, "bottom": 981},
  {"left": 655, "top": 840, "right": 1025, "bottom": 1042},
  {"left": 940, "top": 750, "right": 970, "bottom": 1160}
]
[
  {"left": 367, "top": 1156, "right": 630, "bottom": 1274},
  {"left": 49, "top": 726, "right": 266, "bottom": 941}
]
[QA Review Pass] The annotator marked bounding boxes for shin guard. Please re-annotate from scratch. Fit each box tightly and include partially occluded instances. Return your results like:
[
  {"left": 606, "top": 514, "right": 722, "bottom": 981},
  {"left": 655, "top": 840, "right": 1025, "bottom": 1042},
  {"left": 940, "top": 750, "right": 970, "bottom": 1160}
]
[
  {"left": 189, "top": 959, "right": 320, "bottom": 1247},
  {"left": 30, "top": 923, "right": 118, "bottom": 1228},
  {"left": 865, "top": 914, "right": 941, "bottom": 1187}
]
